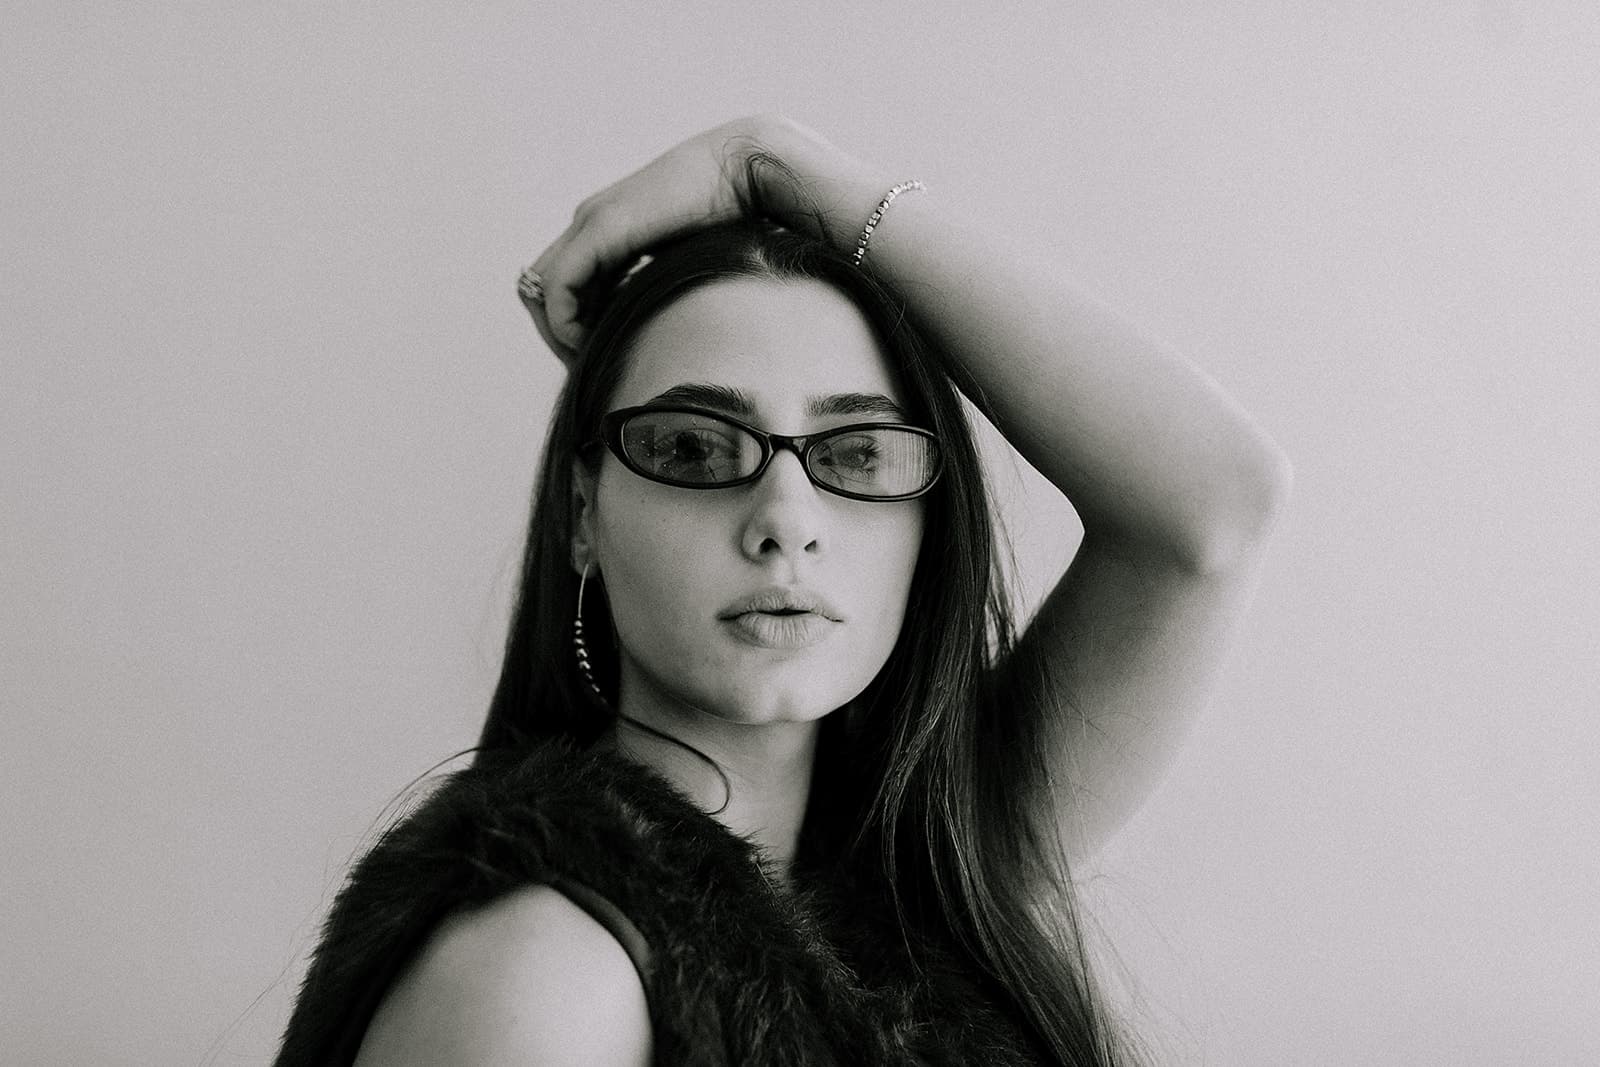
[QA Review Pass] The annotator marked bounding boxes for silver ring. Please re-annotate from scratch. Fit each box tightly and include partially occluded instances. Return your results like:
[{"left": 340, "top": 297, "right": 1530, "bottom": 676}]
[{"left": 517, "top": 265, "right": 545, "bottom": 304}]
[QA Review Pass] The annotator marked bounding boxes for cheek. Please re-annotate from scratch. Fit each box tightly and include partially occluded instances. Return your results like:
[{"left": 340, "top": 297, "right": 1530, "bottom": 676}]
[
  {"left": 589, "top": 480, "right": 722, "bottom": 655},
  {"left": 843, "top": 506, "right": 925, "bottom": 640},
  {"left": 874, "top": 503, "right": 925, "bottom": 584}
]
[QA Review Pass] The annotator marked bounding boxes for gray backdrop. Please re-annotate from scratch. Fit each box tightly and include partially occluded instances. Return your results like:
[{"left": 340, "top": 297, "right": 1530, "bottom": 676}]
[{"left": 4, "top": 3, "right": 1596, "bottom": 1063}]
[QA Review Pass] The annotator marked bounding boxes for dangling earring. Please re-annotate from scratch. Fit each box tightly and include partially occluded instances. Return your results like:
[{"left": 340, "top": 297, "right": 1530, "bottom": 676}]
[{"left": 573, "top": 562, "right": 608, "bottom": 706}]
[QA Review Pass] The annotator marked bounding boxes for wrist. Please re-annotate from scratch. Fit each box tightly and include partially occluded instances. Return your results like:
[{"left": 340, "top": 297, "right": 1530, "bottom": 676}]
[
  {"left": 738, "top": 116, "right": 894, "bottom": 251},
  {"left": 849, "top": 180, "right": 927, "bottom": 268}
]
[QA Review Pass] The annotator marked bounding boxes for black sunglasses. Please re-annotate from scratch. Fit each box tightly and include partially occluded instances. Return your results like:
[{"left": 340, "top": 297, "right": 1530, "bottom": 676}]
[{"left": 590, "top": 404, "right": 943, "bottom": 502}]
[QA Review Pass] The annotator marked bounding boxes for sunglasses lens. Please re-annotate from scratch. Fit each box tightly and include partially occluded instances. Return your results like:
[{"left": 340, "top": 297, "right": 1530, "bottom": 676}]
[
  {"left": 809, "top": 428, "right": 940, "bottom": 497},
  {"left": 620, "top": 411, "right": 759, "bottom": 485}
]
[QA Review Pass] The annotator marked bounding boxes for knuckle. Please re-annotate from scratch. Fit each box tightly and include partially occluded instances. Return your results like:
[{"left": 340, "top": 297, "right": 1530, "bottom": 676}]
[
  {"left": 574, "top": 192, "right": 623, "bottom": 233},
  {"left": 573, "top": 190, "right": 611, "bottom": 222}
]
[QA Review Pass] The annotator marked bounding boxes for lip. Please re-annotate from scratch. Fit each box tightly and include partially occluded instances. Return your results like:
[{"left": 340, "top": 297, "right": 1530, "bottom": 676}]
[
  {"left": 718, "top": 586, "right": 842, "bottom": 622},
  {"left": 722, "top": 610, "right": 835, "bottom": 650}
]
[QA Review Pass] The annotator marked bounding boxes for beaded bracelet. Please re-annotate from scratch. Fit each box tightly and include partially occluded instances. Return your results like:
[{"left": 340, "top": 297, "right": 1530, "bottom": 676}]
[{"left": 851, "top": 180, "right": 926, "bottom": 268}]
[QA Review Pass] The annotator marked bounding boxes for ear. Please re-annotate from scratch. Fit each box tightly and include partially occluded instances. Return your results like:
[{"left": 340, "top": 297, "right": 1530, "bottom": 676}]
[{"left": 570, "top": 459, "right": 599, "bottom": 575}]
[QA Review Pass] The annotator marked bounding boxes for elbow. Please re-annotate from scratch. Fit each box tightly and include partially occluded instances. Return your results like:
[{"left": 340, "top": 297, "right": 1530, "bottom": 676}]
[{"left": 1178, "top": 438, "right": 1294, "bottom": 576}]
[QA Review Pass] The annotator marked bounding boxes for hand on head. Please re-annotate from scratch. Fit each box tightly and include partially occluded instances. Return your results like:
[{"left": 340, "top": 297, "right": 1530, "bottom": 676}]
[{"left": 518, "top": 115, "right": 889, "bottom": 366}]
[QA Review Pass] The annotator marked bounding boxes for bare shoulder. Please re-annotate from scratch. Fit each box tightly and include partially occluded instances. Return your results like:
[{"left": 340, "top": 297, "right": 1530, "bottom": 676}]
[{"left": 353, "top": 884, "right": 652, "bottom": 1066}]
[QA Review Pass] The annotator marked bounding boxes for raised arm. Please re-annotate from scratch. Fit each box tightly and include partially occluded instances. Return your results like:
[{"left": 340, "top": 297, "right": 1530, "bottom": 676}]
[
  {"left": 772, "top": 123, "right": 1292, "bottom": 858},
  {"left": 528, "top": 115, "right": 1292, "bottom": 859}
]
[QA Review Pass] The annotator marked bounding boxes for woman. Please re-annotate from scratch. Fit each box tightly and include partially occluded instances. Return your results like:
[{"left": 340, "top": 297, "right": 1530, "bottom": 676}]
[{"left": 276, "top": 115, "right": 1290, "bottom": 1065}]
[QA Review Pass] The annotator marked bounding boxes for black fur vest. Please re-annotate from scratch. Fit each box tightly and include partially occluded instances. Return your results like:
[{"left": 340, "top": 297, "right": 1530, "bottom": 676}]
[{"left": 275, "top": 738, "right": 1048, "bottom": 1065}]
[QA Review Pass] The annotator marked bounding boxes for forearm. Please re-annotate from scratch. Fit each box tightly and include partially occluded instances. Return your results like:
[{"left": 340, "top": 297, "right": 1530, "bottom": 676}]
[
  {"left": 774, "top": 134, "right": 1291, "bottom": 571},
  {"left": 883, "top": 200, "right": 1289, "bottom": 568}
]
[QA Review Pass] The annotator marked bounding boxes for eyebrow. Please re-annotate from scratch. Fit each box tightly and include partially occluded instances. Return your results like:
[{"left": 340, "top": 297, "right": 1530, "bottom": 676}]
[{"left": 645, "top": 382, "right": 909, "bottom": 421}]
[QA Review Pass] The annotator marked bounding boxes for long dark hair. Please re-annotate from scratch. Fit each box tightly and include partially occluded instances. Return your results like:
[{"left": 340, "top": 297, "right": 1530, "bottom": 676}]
[{"left": 480, "top": 208, "right": 1127, "bottom": 1064}]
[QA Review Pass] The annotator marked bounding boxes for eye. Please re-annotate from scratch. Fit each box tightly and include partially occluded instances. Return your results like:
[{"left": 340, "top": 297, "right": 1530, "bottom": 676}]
[
  {"left": 621, "top": 411, "right": 753, "bottom": 484},
  {"left": 815, "top": 434, "right": 881, "bottom": 472},
  {"left": 654, "top": 428, "right": 733, "bottom": 466},
  {"left": 809, "top": 427, "right": 939, "bottom": 496}
]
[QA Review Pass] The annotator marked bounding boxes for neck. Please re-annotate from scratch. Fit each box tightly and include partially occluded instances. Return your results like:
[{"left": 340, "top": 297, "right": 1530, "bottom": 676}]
[{"left": 604, "top": 707, "right": 819, "bottom": 883}]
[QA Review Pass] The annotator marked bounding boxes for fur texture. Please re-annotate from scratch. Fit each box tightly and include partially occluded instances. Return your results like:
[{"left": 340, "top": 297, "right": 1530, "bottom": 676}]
[{"left": 275, "top": 739, "right": 1048, "bottom": 1065}]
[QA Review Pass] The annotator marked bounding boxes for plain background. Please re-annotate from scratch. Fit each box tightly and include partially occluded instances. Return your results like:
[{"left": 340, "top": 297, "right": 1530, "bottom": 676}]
[{"left": 4, "top": 3, "right": 1596, "bottom": 1064}]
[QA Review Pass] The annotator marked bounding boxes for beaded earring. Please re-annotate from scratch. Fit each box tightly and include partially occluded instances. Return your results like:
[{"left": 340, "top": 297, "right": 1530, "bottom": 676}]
[{"left": 572, "top": 563, "right": 607, "bottom": 705}]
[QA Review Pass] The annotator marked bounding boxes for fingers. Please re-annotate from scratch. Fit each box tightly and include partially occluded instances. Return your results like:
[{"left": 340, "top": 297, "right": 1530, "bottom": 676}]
[
  {"left": 520, "top": 233, "right": 604, "bottom": 365},
  {"left": 515, "top": 119, "right": 773, "bottom": 365},
  {"left": 518, "top": 252, "right": 573, "bottom": 369},
  {"left": 520, "top": 288, "right": 576, "bottom": 370},
  {"left": 523, "top": 197, "right": 651, "bottom": 361},
  {"left": 527, "top": 227, "right": 585, "bottom": 362}
]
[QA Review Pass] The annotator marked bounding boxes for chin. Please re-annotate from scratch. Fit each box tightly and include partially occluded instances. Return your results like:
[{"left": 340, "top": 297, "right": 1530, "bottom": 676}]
[
  {"left": 702, "top": 685, "right": 846, "bottom": 727},
  {"left": 622, "top": 646, "right": 875, "bottom": 727}
]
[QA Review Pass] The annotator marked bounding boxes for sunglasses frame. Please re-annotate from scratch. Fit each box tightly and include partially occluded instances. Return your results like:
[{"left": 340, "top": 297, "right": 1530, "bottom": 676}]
[{"left": 591, "top": 404, "right": 944, "bottom": 502}]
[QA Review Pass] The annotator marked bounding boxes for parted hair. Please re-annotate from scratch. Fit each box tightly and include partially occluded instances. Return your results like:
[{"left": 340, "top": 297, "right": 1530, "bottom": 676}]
[{"left": 479, "top": 199, "right": 1129, "bottom": 1064}]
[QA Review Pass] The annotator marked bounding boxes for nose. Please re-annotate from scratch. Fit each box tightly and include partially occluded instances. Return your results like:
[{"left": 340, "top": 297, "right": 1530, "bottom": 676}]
[{"left": 739, "top": 445, "right": 823, "bottom": 560}]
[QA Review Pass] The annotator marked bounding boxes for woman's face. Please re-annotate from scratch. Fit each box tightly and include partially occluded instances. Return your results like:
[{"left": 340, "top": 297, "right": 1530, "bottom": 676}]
[{"left": 574, "top": 276, "right": 925, "bottom": 728}]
